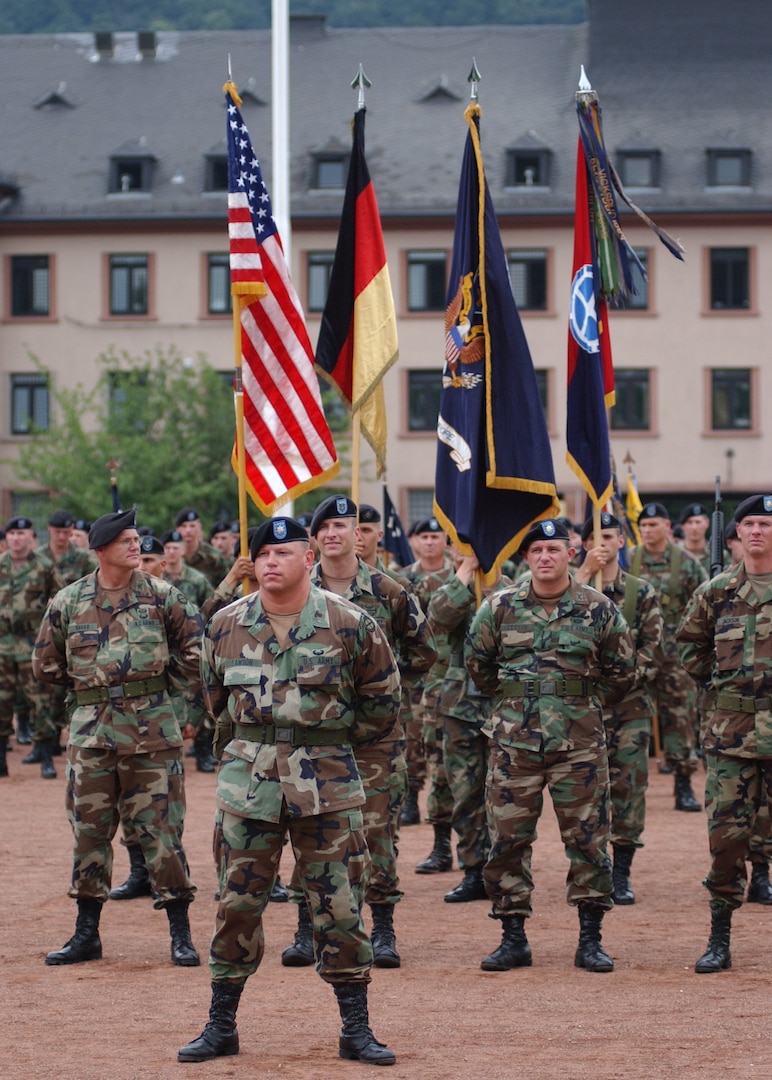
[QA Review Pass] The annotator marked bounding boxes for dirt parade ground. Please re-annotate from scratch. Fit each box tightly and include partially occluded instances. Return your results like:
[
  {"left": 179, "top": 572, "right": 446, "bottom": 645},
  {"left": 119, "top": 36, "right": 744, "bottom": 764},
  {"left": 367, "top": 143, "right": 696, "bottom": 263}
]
[{"left": 2, "top": 749, "right": 770, "bottom": 1080}]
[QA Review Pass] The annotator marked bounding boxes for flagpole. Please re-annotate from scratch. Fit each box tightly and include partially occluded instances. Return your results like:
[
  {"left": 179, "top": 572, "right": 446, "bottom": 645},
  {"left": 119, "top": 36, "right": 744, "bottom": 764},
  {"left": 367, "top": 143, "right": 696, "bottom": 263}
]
[
  {"left": 348, "top": 64, "right": 371, "bottom": 514},
  {"left": 351, "top": 409, "right": 361, "bottom": 509},
  {"left": 232, "top": 298, "right": 250, "bottom": 563}
]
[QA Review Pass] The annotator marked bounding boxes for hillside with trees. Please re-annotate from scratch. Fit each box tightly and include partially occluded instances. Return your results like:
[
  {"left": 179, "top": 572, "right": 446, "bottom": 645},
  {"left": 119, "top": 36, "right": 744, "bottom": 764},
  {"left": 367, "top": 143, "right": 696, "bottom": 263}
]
[{"left": 0, "top": 0, "right": 584, "bottom": 35}]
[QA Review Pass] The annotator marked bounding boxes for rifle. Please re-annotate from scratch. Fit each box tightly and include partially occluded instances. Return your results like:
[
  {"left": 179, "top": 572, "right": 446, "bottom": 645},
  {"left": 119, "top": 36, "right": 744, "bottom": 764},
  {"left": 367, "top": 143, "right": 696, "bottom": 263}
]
[{"left": 710, "top": 475, "right": 724, "bottom": 579}]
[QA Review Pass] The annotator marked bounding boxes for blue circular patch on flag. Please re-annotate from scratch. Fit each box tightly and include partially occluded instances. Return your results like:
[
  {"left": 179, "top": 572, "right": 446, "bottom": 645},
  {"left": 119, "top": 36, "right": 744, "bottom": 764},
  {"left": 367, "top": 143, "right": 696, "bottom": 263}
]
[{"left": 569, "top": 265, "right": 599, "bottom": 353}]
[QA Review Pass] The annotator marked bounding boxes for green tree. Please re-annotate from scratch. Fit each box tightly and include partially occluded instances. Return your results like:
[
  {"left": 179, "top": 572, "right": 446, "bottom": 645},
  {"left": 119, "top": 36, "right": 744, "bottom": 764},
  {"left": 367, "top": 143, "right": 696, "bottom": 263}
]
[{"left": 12, "top": 346, "right": 244, "bottom": 534}]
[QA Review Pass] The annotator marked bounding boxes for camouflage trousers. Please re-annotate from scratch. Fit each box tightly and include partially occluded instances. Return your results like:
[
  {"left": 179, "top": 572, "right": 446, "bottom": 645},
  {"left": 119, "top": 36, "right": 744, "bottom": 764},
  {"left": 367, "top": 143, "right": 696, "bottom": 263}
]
[
  {"left": 605, "top": 715, "right": 651, "bottom": 848},
  {"left": 422, "top": 714, "right": 454, "bottom": 825},
  {"left": 210, "top": 805, "right": 372, "bottom": 984},
  {"left": 0, "top": 648, "right": 57, "bottom": 741},
  {"left": 484, "top": 742, "right": 612, "bottom": 916},
  {"left": 703, "top": 752, "right": 772, "bottom": 911},
  {"left": 654, "top": 660, "right": 699, "bottom": 775},
  {"left": 403, "top": 686, "right": 426, "bottom": 791},
  {"left": 750, "top": 804, "right": 772, "bottom": 864},
  {"left": 288, "top": 765, "right": 408, "bottom": 906},
  {"left": 64, "top": 746, "right": 195, "bottom": 906},
  {"left": 442, "top": 715, "right": 490, "bottom": 870}
]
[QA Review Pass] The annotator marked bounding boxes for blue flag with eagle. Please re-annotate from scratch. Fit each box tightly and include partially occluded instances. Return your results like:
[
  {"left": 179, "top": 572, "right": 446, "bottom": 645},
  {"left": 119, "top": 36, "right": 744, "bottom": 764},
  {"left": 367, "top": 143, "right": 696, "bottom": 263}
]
[{"left": 433, "top": 103, "right": 559, "bottom": 583}]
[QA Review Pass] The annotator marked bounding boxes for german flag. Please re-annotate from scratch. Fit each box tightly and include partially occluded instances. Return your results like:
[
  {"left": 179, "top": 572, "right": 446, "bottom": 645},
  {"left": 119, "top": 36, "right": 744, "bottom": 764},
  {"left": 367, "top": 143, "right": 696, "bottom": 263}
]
[{"left": 315, "top": 108, "right": 398, "bottom": 477}]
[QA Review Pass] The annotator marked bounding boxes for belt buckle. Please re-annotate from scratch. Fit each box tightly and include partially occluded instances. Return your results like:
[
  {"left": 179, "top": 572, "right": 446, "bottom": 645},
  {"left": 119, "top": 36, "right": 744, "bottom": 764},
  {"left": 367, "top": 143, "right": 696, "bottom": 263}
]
[
  {"left": 276, "top": 727, "right": 293, "bottom": 743},
  {"left": 541, "top": 679, "right": 556, "bottom": 695},
  {"left": 108, "top": 685, "right": 123, "bottom": 701},
  {"left": 523, "top": 680, "right": 536, "bottom": 697}
]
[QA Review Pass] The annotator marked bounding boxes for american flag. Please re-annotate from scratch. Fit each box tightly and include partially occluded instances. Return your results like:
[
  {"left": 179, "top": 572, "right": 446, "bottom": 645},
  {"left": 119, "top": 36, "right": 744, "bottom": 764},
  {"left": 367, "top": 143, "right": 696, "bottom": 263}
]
[{"left": 225, "top": 84, "right": 339, "bottom": 513}]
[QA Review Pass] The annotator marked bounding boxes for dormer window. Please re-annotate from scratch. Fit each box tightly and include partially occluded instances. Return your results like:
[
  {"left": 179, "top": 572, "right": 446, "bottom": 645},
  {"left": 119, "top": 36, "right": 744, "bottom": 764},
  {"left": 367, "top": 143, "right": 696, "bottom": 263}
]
[
  {"left": 205, "top": 155, "right": 229, "bottom": 193},
  {"left": 707, "top": 149, "right": 751, "bottom": 188},
  {"left": 313, "top": 155, "right": 347, "bottom": 190},
  {"left": 617, "top": 150, "right": 661, "bottom": 189},
  {"left": 109, "top": 140, "right": 156, "bottom": 194},
  {"left": 505, "top": 148, "right": 551, "bottom": 189}
]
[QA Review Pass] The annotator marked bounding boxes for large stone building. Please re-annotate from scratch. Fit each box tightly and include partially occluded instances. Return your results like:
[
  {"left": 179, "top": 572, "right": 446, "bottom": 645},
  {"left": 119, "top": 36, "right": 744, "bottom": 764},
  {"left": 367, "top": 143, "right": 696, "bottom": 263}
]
[{"left": 1, "top": 0, "right": 770, "bottom": 528}]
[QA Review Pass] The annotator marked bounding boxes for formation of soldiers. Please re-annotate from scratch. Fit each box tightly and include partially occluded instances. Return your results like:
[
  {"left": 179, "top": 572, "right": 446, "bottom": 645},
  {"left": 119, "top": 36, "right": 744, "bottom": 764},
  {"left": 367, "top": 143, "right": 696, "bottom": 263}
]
[{"left": 2, "top": 490, "right": 771, "bottom": 1067}]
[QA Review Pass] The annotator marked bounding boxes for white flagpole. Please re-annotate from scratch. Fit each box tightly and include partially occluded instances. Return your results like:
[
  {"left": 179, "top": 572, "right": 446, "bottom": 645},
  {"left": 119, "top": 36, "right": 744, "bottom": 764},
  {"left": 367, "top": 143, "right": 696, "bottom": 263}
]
[{"left": 271, "top": 0, "right": 293, "bottom": 517}]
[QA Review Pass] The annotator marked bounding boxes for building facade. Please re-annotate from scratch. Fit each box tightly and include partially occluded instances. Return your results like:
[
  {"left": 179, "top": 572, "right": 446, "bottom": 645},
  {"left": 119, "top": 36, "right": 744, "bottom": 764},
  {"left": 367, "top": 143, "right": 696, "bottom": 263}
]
[{"left": 1, "top": 1, "right": 770, "bottom": 529}]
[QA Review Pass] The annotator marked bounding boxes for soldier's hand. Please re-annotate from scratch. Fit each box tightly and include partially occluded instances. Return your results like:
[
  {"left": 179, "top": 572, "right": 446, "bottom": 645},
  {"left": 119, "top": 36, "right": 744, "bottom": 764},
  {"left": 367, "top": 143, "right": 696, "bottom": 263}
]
[
  {"left": 181, "top": 723, "right": 197, "bottom": 740},
  {"left": 456, "top": 555, "right": 480, "bottom": 585}
]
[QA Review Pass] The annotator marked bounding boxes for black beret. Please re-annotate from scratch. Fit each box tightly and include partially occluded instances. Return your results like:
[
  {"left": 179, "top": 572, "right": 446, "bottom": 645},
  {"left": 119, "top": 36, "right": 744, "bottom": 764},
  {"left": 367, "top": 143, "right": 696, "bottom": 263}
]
[
  {"left": 520, "top": 518, "right": 571, "bottom": 553},
  {"left": 580, "top": 512, "right": 621, "bottom": 542},
  {"left": 309, "top": 495, "right": 357, "bottom": 537},
  {"left": 73, "top": 519, "right": 91, "bottom": 532},
  {"left": 89, "top": 508, "right": 137, "bottom": 549},
  {"left": 734, "top": 494, "right": 772, "bottom": 522},
  {"left": 359, "top": 503, "right": 381, "bottom": 524},
  {"left": 250, "top": 517, "right": 309, "bottom": 559},
  {"left": 412, "top": 516, "right": 443, "bottom": 535},
  {"left": 48, "top": 509, "right": 74, "bottom": 528},
  {"left": 6, "top": 516, "right": 35, "bottom": 531},
  {"left": 639, "top": 502, "right": 670, "bottom": 522},
  {"left": 139, "top": 535, "right": 165, "bottom": 556},
  {"left": 161, "top": 529, "right": 183, "bottom": 545},
  {"left": 174, "top": 507, "right": 199, "bottom": 526},
  {"left": 724, "top": 518, "right": 738, "bottom": 541},
  {"left": 295, "top": 512, "right": 314, "bottom": 529},
  {"left": 0, "top": 529, "right": 4, "bottom": 540},
  {"left": 679, "top": 503, "right": 710, "bottom": 524},
  {"left": 209, "top": 520, "right": 231, "bottom": 539},
  {"left": 136, "top": 526, "right": 153, "bottom": 537}
]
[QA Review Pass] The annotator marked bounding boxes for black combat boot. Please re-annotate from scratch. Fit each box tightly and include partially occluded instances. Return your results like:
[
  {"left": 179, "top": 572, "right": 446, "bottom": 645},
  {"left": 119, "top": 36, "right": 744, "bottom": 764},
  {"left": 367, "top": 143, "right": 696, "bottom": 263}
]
[
  {"left": 414, "top": 824, "right": 453, "bottom": 874},
  {"left": 611, "top": 844, "right": 636, "bottom": 905},
  {"left": 0, "top": 735, "right": 8, "bottom": 778},
  {"left": 45, "top": 898, "right": 103, "bottom": 965},
  {"left": 370, "top": 904, "right": 401, "bottom": 968},
  {"left": 281, "top": 903, "right": 315, "bottom": 967},
  {"left": 39, "top": 737, "right": 57, "bottom": 780},
  {"left": 334, "top": 982, "right": 396, "bottom": 1066},
  {"left": 15, "top": 709, "right": 32, "bottom": 745},
  {"left": 480, "top": 914, "right": 532, "bottom": 971},
  {"left": 575, "top": 903, "right": 614, "bottom": 972},
  {"left": 177, "top": 980, "right": 244, "bottom": 1062},
  {"left": 110, "top": 844, "right": 152, "bottom": 900},
  {"left": 444, "top": 865, "right": 488, "bottom": 903},
  {"left": 674, "top": 774, "right": 701, "bottom": 812},
  {"left": 166, "top": 899, "right": 200, "bottom": 966},
  {"left": 22, "top": 740, "right": 43, "bottom": 764},
  {"left": 269, "top": 875, "right": 289, "bottom": 902},
  {"left": 747, "top": 861, "right": 772, "bottom": 904},
  {"left": 695, "top": 907, "right": 732, "bottom": 972},
  {"left": 399, "top": 788, "right": 420, "bottom": 826},
  {"left": 194, "top": 729, "right": 218, "bottom": 773}
]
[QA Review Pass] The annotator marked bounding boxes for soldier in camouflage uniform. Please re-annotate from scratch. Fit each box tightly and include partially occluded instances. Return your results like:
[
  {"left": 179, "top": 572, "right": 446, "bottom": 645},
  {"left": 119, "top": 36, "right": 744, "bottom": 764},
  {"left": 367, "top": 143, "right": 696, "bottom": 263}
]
[
  {"left": 677, "top": 493, "right": 772, "bottom": 973},
  {"left": 629, "top": 502, "right": 707, "bottom": 810},
  {"left": 575, "top": 513, "right": 664, "bottom": 905},
  {"left": 0, "top": 516, "right": 61, "bottom": 780},
  {"left": 427, "top": 552, "right": 512, "bottom": 903},
  {"left": 679, "top": 503, "right": 712, "bottom": 576},
  {"left": 465, "top": 519, "right": 636, "bottom": 973},
  {"left": 398, "top": 517, "right": 453, "bottom": 827},
  {"left": 178, "top": 516, "right": 400, "bottom": 1065},
  {"left": 32, "top": 509, "right": 204, "bottom": 969},
  {"left": 279, "top": 496, "right": 436, "bottom": 970},
  {"left": 161, "top": 529, "right": 212, "bottom": 608},
  {"left": 27, "top": 509, "right": 99, "bottom": 760},
  {"left": 174, "top": 507, "right": 231, "bottom": 588}
]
